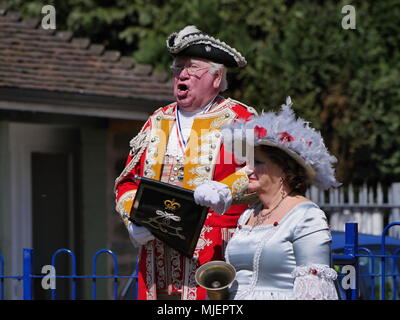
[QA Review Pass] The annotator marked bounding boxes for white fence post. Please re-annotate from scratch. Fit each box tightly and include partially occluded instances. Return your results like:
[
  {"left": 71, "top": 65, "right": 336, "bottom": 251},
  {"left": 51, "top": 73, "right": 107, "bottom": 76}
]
[
  {"left": 389, "top": 183, "right": 400, "bottom": 238},
  {"left": 309, "top": 182, "right": 400, "bottom": 238},
  {"left": 372, "top": 183, "right": 383, "bottom": 236}
]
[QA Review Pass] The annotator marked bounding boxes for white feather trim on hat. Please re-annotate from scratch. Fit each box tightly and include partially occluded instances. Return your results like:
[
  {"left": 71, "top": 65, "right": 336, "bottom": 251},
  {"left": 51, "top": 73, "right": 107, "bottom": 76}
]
[
  {"left": 174, "top": 25, "right": 201, "bottom": 46},
  {"left": 167, "top": 25, "right": 247, "bottom": 67},
  {"left": 221, "top": 97, "right": 341, "bottom": 190}
]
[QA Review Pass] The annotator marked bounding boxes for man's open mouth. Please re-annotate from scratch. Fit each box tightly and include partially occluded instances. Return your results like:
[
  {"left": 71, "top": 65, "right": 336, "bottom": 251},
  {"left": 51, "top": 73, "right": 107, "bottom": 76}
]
[{"left": 178, "top": 84, "right": 188, "bottom": 92}]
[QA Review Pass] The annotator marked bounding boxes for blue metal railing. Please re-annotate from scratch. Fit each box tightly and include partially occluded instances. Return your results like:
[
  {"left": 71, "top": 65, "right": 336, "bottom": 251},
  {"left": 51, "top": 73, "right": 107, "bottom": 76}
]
[
  {"left": 332, "top": 222, "right": 359, "bottom": 300},
  {"left": 332, "top": 222, "right": 400, "bottom": 300},
  {"left": 0, "top": 253, "right": 4, "bottom": 300},
  {"left": 1, "top": 222, "right": 399, "bottom": 300},
  {"left": 381, "top": 222, "right": 400, "bottom": 299},
  {"left": 358, "top": 247, "right": 375, "bottom": 299},
  {"left": 0, "top": 248, "right": 137, "bottom": 300},
  {"left": 23, "top": 248, "right": 32, "bottom": 300},
  {"left": 50, "top": 249, "right": 77, "bottom": 300}
]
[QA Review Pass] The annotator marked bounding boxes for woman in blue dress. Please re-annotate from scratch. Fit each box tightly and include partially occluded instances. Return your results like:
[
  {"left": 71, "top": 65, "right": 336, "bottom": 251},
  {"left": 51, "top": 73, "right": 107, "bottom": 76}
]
[{"left": 221, "top": 97, "right": 340, "bottom": 300}]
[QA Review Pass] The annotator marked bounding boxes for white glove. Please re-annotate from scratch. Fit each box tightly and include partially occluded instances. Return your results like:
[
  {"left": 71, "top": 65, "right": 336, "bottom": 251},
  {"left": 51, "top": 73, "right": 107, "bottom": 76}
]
[
  {"left": 194, "top": 180, "right": 232, "bottom": 215},
  {"left": 127, "top": 221, "right": 155, "bottom": 247}
]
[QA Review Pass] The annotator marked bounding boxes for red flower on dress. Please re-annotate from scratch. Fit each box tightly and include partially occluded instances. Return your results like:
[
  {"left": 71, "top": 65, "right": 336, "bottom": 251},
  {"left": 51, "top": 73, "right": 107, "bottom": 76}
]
[
  {"left": 279, "top": 132, "right": 294, "bottom": 143},
  {"left": 254, "top": 125, "right": 267, "bottom": 139},
  {"left": 311, "top": 269, "right": 318, "bottom": 275}
]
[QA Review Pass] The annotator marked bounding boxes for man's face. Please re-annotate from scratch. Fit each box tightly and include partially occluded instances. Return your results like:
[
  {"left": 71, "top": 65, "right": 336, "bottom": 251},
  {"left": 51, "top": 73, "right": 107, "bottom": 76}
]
[{"left": 172, "top": 56, "right": 221, "bottom": 111}]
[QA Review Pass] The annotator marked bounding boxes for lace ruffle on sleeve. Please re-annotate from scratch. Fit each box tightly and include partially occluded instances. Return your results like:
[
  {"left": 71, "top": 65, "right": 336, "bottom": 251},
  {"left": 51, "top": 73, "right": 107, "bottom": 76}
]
[{"left": 291, "top": 264, "right": 339, "bottom": 300}]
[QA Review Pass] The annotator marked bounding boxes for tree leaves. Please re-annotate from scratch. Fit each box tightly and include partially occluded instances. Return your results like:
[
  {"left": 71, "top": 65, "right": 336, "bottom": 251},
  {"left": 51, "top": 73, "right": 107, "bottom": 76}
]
[{"left": 3, "top": 0, "right": 400, "bottom": 182}]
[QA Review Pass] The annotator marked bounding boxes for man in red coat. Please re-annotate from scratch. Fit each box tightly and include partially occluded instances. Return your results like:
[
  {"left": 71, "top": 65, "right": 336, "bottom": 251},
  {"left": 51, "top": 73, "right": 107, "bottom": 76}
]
[{"left": 115, "top": 25, "right": 257, "bottom": 300}]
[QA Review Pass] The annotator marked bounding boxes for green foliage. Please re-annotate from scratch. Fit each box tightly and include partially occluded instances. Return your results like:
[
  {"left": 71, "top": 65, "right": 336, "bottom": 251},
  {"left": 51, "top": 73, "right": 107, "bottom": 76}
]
[{"left": 2, "top": 0, "right": 400, "bottom": 182}]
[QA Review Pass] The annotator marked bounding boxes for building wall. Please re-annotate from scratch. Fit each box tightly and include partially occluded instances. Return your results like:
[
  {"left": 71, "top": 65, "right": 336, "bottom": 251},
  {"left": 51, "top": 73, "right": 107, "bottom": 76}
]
[
  {"left": 0, "top": 122, "right": 12, "bottom": 298},
  {"left": 0, "top": 114, "right": 112, "bottom": 299},
  {"left": 106, "top": 119, "right": 145, "bottom": 297},
  {"left": 0, "top": 110, "right": 152, "bottom": 299},
  {"left": 80, "top": 126, "right": 109, "bottom": 299}
]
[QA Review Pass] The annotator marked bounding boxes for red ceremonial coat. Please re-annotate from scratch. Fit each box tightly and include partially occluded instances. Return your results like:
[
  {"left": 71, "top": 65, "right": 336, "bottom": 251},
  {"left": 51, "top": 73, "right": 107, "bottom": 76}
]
[{"left": 115, "top": 96, "right": 257, "bottom": 300}]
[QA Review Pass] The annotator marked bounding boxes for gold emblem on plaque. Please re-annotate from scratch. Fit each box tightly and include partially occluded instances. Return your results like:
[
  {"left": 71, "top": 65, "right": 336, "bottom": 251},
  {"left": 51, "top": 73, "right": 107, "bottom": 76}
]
[
  {"left": 139, "top": 197, "right": 186, "bottom": 240},
  {"left": 164, "top": 199, "right": 181, "bottom": 211}
]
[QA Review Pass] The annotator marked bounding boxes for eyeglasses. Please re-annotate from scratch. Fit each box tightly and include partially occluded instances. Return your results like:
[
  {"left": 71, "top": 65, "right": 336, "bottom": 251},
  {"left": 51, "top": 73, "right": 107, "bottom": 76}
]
[{"left": 170, "top": 64, "right": 210, "bottom": 77}]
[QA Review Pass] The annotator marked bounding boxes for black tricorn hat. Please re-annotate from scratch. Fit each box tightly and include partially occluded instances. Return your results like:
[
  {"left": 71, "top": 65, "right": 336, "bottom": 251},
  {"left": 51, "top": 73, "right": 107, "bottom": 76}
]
[{"left": 167, "top": 25, "right": 247, "bottom": 68}]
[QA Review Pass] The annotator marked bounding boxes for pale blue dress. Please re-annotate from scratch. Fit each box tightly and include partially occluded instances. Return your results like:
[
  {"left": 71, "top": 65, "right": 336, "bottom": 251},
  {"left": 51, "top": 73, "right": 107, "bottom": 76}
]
[{"left": 225, "top": 202, "right": 339, "bottom": 300}]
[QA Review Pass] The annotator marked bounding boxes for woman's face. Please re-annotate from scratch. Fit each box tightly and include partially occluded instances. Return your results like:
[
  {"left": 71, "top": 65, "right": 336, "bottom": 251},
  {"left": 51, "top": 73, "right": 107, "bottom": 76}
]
[{"left": 247, "top": 147, "right": 285, "bottom": 196}]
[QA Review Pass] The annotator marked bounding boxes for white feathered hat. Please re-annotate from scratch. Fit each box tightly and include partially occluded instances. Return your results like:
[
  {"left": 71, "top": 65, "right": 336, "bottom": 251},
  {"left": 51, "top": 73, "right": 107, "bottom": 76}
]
[{"left": 222, "top": 97, "right": 341, "bottom": 190}]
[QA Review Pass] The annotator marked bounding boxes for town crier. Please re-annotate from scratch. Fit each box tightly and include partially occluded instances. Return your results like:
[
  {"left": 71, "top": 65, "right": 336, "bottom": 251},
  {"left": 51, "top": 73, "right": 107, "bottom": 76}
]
[{"left": 114, "top": 25, "right": 257, "bottom": 300}]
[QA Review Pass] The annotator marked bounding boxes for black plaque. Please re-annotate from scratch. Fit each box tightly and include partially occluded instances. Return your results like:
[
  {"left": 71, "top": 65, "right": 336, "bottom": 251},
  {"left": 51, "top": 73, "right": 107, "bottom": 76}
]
[{"left": 129, "top": 177, "right": 209, "bottom": 258}]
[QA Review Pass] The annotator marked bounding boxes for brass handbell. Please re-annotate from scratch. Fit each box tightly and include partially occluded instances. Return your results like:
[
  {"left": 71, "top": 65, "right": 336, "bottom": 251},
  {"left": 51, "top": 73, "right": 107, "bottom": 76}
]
[{"left": 195, "top": 261, "right": 236, "bottom": 300}]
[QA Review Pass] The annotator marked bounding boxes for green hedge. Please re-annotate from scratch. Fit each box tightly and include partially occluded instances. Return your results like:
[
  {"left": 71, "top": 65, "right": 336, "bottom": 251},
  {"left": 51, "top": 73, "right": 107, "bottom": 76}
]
[{"left": 4, "top": 0, "right": 400, "bottom": 183}]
